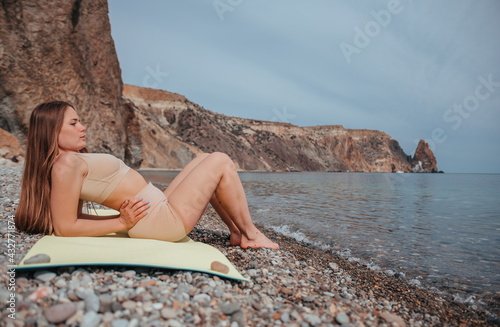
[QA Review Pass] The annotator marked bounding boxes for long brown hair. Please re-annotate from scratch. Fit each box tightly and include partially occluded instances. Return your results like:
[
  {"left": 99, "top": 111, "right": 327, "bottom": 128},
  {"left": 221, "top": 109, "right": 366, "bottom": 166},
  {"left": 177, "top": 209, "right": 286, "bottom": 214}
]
[{"left": 15, "top": 101, "right": 86, "bottom": 234}]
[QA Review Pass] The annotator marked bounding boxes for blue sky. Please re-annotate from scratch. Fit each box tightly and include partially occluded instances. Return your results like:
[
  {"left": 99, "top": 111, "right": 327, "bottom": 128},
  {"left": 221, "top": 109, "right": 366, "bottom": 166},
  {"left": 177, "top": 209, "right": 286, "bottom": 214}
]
[{"left": 108, "top": 1, "right": 500, "bottom": 173}]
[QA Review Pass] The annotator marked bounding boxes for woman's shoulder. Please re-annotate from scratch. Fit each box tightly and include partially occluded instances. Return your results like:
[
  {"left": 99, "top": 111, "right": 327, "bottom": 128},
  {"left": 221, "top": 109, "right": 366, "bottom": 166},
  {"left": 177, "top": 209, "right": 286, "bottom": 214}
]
[{"left": 53, "top": 152, "right": 86, "bottom": 172}]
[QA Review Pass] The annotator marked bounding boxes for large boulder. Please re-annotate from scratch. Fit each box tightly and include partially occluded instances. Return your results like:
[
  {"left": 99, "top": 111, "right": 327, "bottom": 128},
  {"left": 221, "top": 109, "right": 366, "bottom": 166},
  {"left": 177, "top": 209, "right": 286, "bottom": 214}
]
[{"left": 0, "top": 128, "right": 23, "bottom": 166}]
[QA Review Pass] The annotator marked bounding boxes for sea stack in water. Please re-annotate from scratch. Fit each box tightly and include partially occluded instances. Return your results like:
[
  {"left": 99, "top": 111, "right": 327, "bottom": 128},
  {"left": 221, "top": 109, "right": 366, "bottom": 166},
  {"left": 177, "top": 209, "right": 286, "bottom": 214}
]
[{"left": 411, "top": 140, "right": 439, "bottom": 173}]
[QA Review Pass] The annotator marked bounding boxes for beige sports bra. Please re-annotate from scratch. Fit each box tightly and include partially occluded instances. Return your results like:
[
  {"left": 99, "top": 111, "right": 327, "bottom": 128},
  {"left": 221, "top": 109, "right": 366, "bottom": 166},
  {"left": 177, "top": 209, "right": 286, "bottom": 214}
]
[{"left": 75, "top": 153, "right": 131, "bottom": 203}]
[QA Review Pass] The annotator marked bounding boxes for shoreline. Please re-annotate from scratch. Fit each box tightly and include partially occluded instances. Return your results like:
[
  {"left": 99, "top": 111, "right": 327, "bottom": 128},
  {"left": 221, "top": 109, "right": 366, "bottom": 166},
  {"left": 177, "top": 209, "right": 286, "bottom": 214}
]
[{"left": 0, "top": 165, "right": 497, "bottom": 326}]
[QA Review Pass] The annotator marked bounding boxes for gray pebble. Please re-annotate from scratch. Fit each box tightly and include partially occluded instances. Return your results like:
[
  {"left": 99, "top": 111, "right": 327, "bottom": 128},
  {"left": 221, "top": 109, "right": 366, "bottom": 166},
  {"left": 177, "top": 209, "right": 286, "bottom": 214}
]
[
  {"left": 281, "top": 311, "right": 290, "bottom": 323},
  {"left": 250, "top": 298, "right": 262, "bottom": 311},
  {"left": 260, "top": 295, "right": 274, "bottom": 309},
  {"left": 220, "top": 301, "right": 241, "bottom": 315},
  {"left": 34, "top": 270, "right": 56, "bottom": 283},
  {"left": 0, "top": 289, "right": 10, "bottom": 302},
  {"left": 380, "top": 311, "right": 406, "bottom": 327},
  {"left": 76, "top": 288, "right": 93, "bottom": 300},
  {"left": 54, "top": 279, "right": 67, "bottom": 288},
  {"left": 193, "top": 293, "right": 211, "bottom": 307},
  {"left": 98, "top": 294, "right": 113, "bottom": 312},
  {"left": 44, "top": 303, "right": 77, "bottom": 324},
  {"left": 175, "top": 284, "right": 192, "bottom": 296},
  {"left": 24, "top": 253, "right": 51, "bottom": 264},
  {"left": 230, "top": 310, "right": 246, "bottom": 327},
  {"left": 303, "top": 313, "right": 322, "bottom": 326},
  {"left": 122, "top": 270, "right": 137, "bottom": 278},
  {"left": 84, "top": 293, "right": 100, "bottom": 312},
  {"left": 248, "top": 269, "right": 258, "bottom": 277},
  {"left": 128, "top": 318, "right": 140, "bottom": 327},
  {"left": 384, "top": 269, "right": 396, "bottom": 277},
  {"left": 143, "top": 301, "right": 153, "bottom": 312},
  {"left": 183, "top": 312, "right": 195, "bottom": 323},
  {"left": 96, "top": 286, "right": 110, "bottom": 293},
  {"left": 166, "top": 319, "right": 182, "bottom": 327},
  {"left": 67, "top": 290, "right": 80, "bottom": 301},
  {"left": 114, "top": 289, "right": 132, "bottom": 301},
  {"left": 161, "top": 308, "right": 177, "bottom": 319},
  {"left": 290, "top": 309, "right": 301, "bottom": 320},
  {"left": 214, "top": 286, "right": 225, "bottom": 298},
  {"left": 80, "top": 311, "right": 101, "bottom": 327},
  {"left": 80, "top": 274, "right": 93, "bottom": 285},
  {"left": 304, "top": 295, "right": 316, "bottom": 302},
  {"left": 111, "top": 319, "right": 129, "bottom": 327},
  {"left": 122, "top": 300, "right": 136, "bottom": 310},
  {"left": 394, "top": 272, "right": 405, "bottom": 279},
  {"left": 335, "top": 312, "right": 350, "bottom": 324},
  {"left": 111, "top": 301, "right": 122, "bottom": 312},
  {"left": 145, "top": 319, "right": 161, "bottom": 327}
]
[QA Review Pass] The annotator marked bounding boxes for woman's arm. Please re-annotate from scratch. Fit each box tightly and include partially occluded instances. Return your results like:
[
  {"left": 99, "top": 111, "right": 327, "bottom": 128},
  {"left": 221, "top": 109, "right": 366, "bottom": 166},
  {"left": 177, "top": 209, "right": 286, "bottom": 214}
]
[
  {"left": 50, "top": 153, "right": 148, "bottom": 236},
  {"left": 77, "top": 200, "right": 120, "bottom": 220}
]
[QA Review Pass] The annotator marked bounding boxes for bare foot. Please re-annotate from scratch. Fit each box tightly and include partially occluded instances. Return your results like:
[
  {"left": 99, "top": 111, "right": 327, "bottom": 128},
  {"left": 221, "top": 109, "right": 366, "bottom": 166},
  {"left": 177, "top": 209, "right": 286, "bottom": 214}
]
[
  {"left": 229, "top": 231, "right": 241, "bottom": 246},
  {"left": 240, "top": 230, "right": 279, "bottom": 249}
]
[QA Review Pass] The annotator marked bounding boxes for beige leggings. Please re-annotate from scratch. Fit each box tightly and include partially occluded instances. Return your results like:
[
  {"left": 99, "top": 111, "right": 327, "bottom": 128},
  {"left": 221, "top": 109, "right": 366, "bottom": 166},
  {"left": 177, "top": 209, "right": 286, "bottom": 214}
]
[{"left": 127, "top": 183, "right": 187, "bottom": 242}]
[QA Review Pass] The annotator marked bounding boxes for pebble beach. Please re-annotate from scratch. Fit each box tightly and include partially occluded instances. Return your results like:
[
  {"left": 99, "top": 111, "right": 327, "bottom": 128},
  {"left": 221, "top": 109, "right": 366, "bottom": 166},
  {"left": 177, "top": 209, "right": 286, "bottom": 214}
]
[{"left": 0, "top": 165, "right": 497, "bottom": 326}]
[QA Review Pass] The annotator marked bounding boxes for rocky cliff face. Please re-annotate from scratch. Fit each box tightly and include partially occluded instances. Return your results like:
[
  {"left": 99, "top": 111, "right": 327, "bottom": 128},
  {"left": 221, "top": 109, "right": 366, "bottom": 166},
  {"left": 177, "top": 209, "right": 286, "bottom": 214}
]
[
  {"left": 411, "top": 140, "right": 438, "bottom": 173},
  {"left": 0, "top": 0, "right": 142, "bottom": 166},
  {"left": 124, "top": 85, "right": 436, "bottom": 172}
]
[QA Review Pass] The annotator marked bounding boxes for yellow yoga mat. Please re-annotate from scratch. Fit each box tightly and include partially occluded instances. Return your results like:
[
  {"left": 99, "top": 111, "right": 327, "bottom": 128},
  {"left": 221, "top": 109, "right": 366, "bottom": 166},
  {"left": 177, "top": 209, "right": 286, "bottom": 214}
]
[{"left": 15, "top": 210, "right": 249, "bottom": 281}]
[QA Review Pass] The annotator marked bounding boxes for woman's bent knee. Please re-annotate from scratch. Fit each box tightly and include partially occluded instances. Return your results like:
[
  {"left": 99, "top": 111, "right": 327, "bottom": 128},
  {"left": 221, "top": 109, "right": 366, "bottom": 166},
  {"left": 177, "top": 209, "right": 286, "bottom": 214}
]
[
  {"left": 209, "top": 152, "right": 234, "bottom": 168},
  {"left": 196, "top": 153, "right": 210, "bottom": 160}
]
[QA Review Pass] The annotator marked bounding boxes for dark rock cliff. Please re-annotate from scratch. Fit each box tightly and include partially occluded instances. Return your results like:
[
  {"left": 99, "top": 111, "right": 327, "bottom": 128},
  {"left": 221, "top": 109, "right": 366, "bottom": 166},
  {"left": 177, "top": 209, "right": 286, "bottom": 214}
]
[{"left": 0, "top": 0, "right": 142, "bottom": 166}]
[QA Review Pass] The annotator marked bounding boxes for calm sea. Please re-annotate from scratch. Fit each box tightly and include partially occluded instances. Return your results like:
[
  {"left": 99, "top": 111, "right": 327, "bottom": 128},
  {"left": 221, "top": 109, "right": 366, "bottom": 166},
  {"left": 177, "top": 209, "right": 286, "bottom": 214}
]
[{"left": 140, "top": 170, "right": 500, "bottom": 313}]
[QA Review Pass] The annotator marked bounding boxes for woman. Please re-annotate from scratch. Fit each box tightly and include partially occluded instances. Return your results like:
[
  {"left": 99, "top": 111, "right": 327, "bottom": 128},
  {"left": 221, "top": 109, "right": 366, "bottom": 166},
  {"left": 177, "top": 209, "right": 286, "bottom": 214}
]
[{"left": 15, "top": 101, "right": 279, "bottom": 249}]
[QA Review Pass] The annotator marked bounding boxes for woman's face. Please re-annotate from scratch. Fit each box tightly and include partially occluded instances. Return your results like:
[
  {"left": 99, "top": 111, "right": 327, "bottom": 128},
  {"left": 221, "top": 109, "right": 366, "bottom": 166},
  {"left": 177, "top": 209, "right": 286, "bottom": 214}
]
[{"left": 57, "top": 106, "right": 87, "bottom": 153}]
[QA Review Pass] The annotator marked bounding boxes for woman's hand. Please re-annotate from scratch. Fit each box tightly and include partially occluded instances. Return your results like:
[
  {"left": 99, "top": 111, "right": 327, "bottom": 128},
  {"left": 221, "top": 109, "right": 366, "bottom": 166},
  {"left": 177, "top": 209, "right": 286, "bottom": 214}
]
[{"left": 118, "top": 198, "right": 150, "bottom": 229}]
